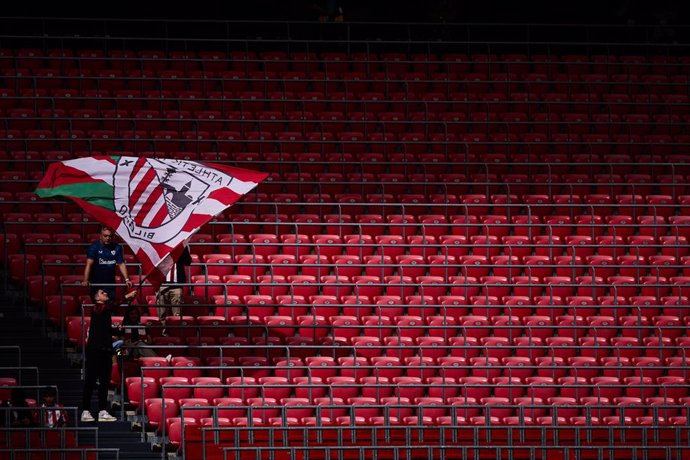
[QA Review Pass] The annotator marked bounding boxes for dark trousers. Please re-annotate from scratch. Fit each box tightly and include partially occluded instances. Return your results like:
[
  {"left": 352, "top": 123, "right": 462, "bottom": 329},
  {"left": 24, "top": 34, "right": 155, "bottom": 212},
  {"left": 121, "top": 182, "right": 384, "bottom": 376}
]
[{"left": 82, "top": 348, "right": 113, "bottom": 412}]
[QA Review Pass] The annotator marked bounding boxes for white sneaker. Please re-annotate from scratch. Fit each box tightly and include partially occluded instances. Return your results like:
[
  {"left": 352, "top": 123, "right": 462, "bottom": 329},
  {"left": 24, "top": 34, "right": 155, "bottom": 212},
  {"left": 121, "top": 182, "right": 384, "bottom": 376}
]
[
  {"left": 165, "top": 354, "right": 172, "bottom": 362},
  {"left": 80, "top": 410, "right": 95, "bottom": 422},
  {"left": 98, "top": 410, "right": 117, "bottom": 422}
]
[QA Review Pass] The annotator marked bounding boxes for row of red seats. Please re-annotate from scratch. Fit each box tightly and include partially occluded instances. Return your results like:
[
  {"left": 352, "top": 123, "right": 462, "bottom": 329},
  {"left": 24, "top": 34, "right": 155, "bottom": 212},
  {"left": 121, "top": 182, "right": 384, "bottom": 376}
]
[
  {"left": 44, "top": 287, "right": 690, "bottom": 325},
  {"left": 5, "top": 156, "right": 690, "bottom": 185},
  {"left": 6, "top": 66, "right": 686, "bottom": 82},
  {"left": 4, "top": 208, "right": 690, "bottom": 238},
  {"left": 4, "top": 48, "right": 687, "bottom": 69},
  {"left": 187, "top": 419, "right": 687, "bottom": 460},
  {"left": 3, "top": 197, "right": 690, "bottom": 221},
  {"left": 45, "top": 285, "right": 690, "bottom": 320},
  {"left": 4, "top": 102, "right": 687, "bottom": 126},
  {"left": 4, "top": 84, "right": 689, "bottom": 106},
  {"left": 128, "top": 372, "right": 690, "bottom": 402},
  {"left": 27, "top": 255, "right": 690, "bottom": 288},
  {"left": 4, "top": 105, "right": 687, "bottom": 127},
  {"left": 3, "top": 94, "right": 688, "bottom": 119},
  {"left": 3, "top": 129, "right": 687, "bottom": 156},
  {"left": 14, "top": 228, "right": 690, "bottom": 253},
  {"left": 0, "top": 70, "right": 679, "bottom": 92},
  {"left": 190, "top": 272, "right": 690, "bottom": 300},
  {"left": 1, "top": 145, "right": 688, "bottom": 163},
  {"left": 3, "top": 124, "right": 688, "bottom": 148},
  {"left": 6, "top": 167, "right": 690, "bottom": 197},
  {"left": 7, "top": 189, "right": 690, "bottom": 213},
  {"left": 15, "top": 249, "right": 690, "bottom": 292},
  {"left": 4, "top": 209, "right": 690, "bottom": 233},
  {"left": 198, "top": 253, "right": 689, "bottom": 277},
  {"left": 139, "top": 394, "right": 690, "bottom": 427},
  {"left": 66, "top": 313, "right": 690, "bottom": 352},
  {"left": 6, "top": 107, "right": 688, "bottom": 131},
  {"left": 7, "top": 220, "right": 690, "bottom": 246},
  {"left": 1, "top": 153, "right": 688, "bottom": 182},
  {"left": 4, "top": 48, "right": 687, "bottom": 72},
  {"left": 143, "top": 395, "right": 690, "bottom": 423},
  {"left": 41, "top": 270, "right": 687, "bottom": 303},
  {"left": 127, "top": 353, "right": 690, "bottom": 382},
  {"left": 0, "top": 139, "right": 686, "bottom": 167},
  {"left": 3, "top": 111, "right": 681, "bottom": 136},
  {"left": 5, "top": 211, "right": 689, "bottom": 236},
  {"left": 160, "top": 407, "right": 690, "bottom": 456},
  {"left": 70, "top": 305, "right": 690, "bottom": 334},
  {"left": 182, "top": 411, "right": 689, "bottom": 437}
]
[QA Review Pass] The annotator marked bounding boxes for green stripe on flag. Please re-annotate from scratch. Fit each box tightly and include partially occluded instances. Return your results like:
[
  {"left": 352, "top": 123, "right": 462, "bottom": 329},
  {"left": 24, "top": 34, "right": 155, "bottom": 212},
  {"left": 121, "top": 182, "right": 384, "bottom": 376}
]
[{"left": 35, "top": 182, "right": 115, "bottom": 211}]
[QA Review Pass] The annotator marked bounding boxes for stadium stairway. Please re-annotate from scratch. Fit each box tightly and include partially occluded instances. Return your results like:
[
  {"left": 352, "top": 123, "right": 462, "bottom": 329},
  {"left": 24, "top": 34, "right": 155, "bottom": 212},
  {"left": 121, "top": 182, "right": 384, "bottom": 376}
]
[{"left": 0, "top": 285, "right": 162, "bottom": 459}]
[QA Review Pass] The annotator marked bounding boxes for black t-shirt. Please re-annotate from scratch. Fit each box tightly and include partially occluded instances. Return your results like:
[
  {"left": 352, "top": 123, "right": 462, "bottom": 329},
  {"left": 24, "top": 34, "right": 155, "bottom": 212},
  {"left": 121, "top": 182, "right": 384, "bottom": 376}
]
[{"left": 86, "top": 301, "right": 119, "bottom": 352}]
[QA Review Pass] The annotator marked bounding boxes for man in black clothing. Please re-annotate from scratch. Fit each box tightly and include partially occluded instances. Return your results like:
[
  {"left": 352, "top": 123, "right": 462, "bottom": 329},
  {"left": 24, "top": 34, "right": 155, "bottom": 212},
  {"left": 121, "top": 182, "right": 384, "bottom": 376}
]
[{"left": 80, "top": 288, "right": 136, "bottom": 423}]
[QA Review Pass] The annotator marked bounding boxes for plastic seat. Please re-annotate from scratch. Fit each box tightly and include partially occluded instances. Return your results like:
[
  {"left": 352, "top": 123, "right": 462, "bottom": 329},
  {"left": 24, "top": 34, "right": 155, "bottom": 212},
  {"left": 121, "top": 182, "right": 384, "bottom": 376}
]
[
  {"left": 125, "top": 377, "right": 160, "bottom": 410},
  {"left": 280, "top": 234, "right": 311, "bottom": 259},
  {"left": 394, "top": 315, "right": 425, "bottom": 340},
  {"left": 534, "top": 355, "right": 567, "bottom": 380},
  {"left": 513, "top": 337, "right": 545, "bottom": 359},
  {"left": 287, "top": 376, "right": 324, "bottom": 401},
  {"left": 289, "top": 275, "right": 319, "bottom": 298},
  {"left": 479, "top": 396, "right": 512, "bottom": 419},
  {"left": 395, "top": 255, "right": 426, "bottom": 279},
  {"left": 401, "top": 294, "right": 435, "bottom": 317},
  {"left": 370, "top": 356, "right": 404, "bottom": 380},
  {"left": 311, "top": 295, "right": 341, "bottom": 318},
  {"left": 353, "top": 275, "right": 383, "bottom": 298},
  {"left": 313, "top": 234, "right": 344, "bottom": 259},
  {"left": 470, "top": 235, "right": 500, "bottom": 258},
  {"left": 171, "top": 356, "right": 204, "bottom": 380},
  {"left": 383, "top": 336, "right": 415, "bottom": 359},
  {"left": 159, "top": 376, "right": 192, "bottom": 404},
  {"left": 365, "top": 255, "right": 395, "bottom": 278},
  {"left": 525, "top": 376, "right": 557, "bottom": 401},
  {"left": 613, "top": 395, "right": 647, "bottom": 419},
  {"left": 546, "top": 337, "right": 577, "bottom": 360},
  {"left": 349, "top": 336, "right": 382, "bottom": 359},
  {"left": 427, "top": 316, "right": 459, "bottom": 339},
  {"left": 356, "top": 214, "right": 386, "bottom": 237},
  {"left": 568, "top": 357, "right": 600, "bottom": 379},
  {"left": 175, "top": 397, "right": 210, "bottom": 421},
  {"left": 480, "top": 276, "right": 510, "bottom": 298},
  {"left": 299, "top": 255, "right": 329, "bottom": 280},
  {"left": 362, "top": 314, "right": 394, "bottom": 339},
  {"left": 320, "top": 275, "right": 353, "bottom": 298},
  {"left": 434, "top": 356, "right": 467, "bottom": 380},
  {"left": 296, "top": 315, "right": 329, "bottom": 342},
  {"left": 348, "top": 396, "right": 380, "bottom": 419},
  {"left": 203, "top": 254, "right": 234, "bottom": 278},
  {"left": 417, "top": 275, "right": 447, "bottom": 299},
  {"left": 144, "top": 398, "right": 179, "bottom": 433},
  {"left": 579, "top": 336, "right": 611, "bottom": 360},
  {"left": 139, "top": 356, "right": 171, "bottom": 381},
  {"left": 548, "top": 396, "right": 580, "bottom": 419}
]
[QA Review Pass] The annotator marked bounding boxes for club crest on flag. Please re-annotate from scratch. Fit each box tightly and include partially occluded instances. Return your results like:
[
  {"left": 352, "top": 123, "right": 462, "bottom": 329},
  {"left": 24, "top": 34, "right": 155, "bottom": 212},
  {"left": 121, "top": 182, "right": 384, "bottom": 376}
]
[{"left": 113, "top": 157, "right": 211, "bottom": 244}]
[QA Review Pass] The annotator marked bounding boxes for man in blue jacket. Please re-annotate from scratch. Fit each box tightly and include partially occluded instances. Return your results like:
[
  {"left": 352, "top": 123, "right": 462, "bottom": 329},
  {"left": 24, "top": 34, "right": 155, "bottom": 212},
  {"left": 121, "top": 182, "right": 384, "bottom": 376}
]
[{"left": 81, "top": 226, "right": 133, "bottom": 299}]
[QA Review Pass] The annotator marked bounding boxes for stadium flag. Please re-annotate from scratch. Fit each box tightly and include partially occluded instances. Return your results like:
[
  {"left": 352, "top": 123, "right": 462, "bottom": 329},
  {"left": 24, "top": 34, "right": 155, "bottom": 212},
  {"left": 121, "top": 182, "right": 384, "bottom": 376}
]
[{"left": 36, "top": 156, "right": 268, "bottom": 290}]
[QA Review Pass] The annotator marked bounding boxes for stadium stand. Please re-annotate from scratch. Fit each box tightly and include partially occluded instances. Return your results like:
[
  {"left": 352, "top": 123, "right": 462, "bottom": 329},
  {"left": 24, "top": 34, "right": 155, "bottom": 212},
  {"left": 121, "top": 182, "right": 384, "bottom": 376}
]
[{"left": 1, "top": 11, "right": 690, "bottom": 460}]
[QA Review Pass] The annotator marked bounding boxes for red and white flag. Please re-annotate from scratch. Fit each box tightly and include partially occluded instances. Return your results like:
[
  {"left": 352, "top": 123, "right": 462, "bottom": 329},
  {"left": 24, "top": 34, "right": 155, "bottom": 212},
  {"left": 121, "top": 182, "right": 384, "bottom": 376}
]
[{"left": 36, "top": 156, "right": 268, "bottom": 290}]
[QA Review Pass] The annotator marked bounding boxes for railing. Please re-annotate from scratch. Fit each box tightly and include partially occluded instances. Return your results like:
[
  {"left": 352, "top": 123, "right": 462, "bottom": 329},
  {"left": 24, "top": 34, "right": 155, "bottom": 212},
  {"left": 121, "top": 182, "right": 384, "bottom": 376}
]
[{"left": 125, "top": 375, "right": 690, "bottom": 457}]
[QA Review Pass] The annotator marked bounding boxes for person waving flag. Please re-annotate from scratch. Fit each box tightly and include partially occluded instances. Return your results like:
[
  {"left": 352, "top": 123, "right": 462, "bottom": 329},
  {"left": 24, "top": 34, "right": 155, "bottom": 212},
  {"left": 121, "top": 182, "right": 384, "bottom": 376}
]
[{"left": 36, "top": 156, "right": 267, "bottom": 290}]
